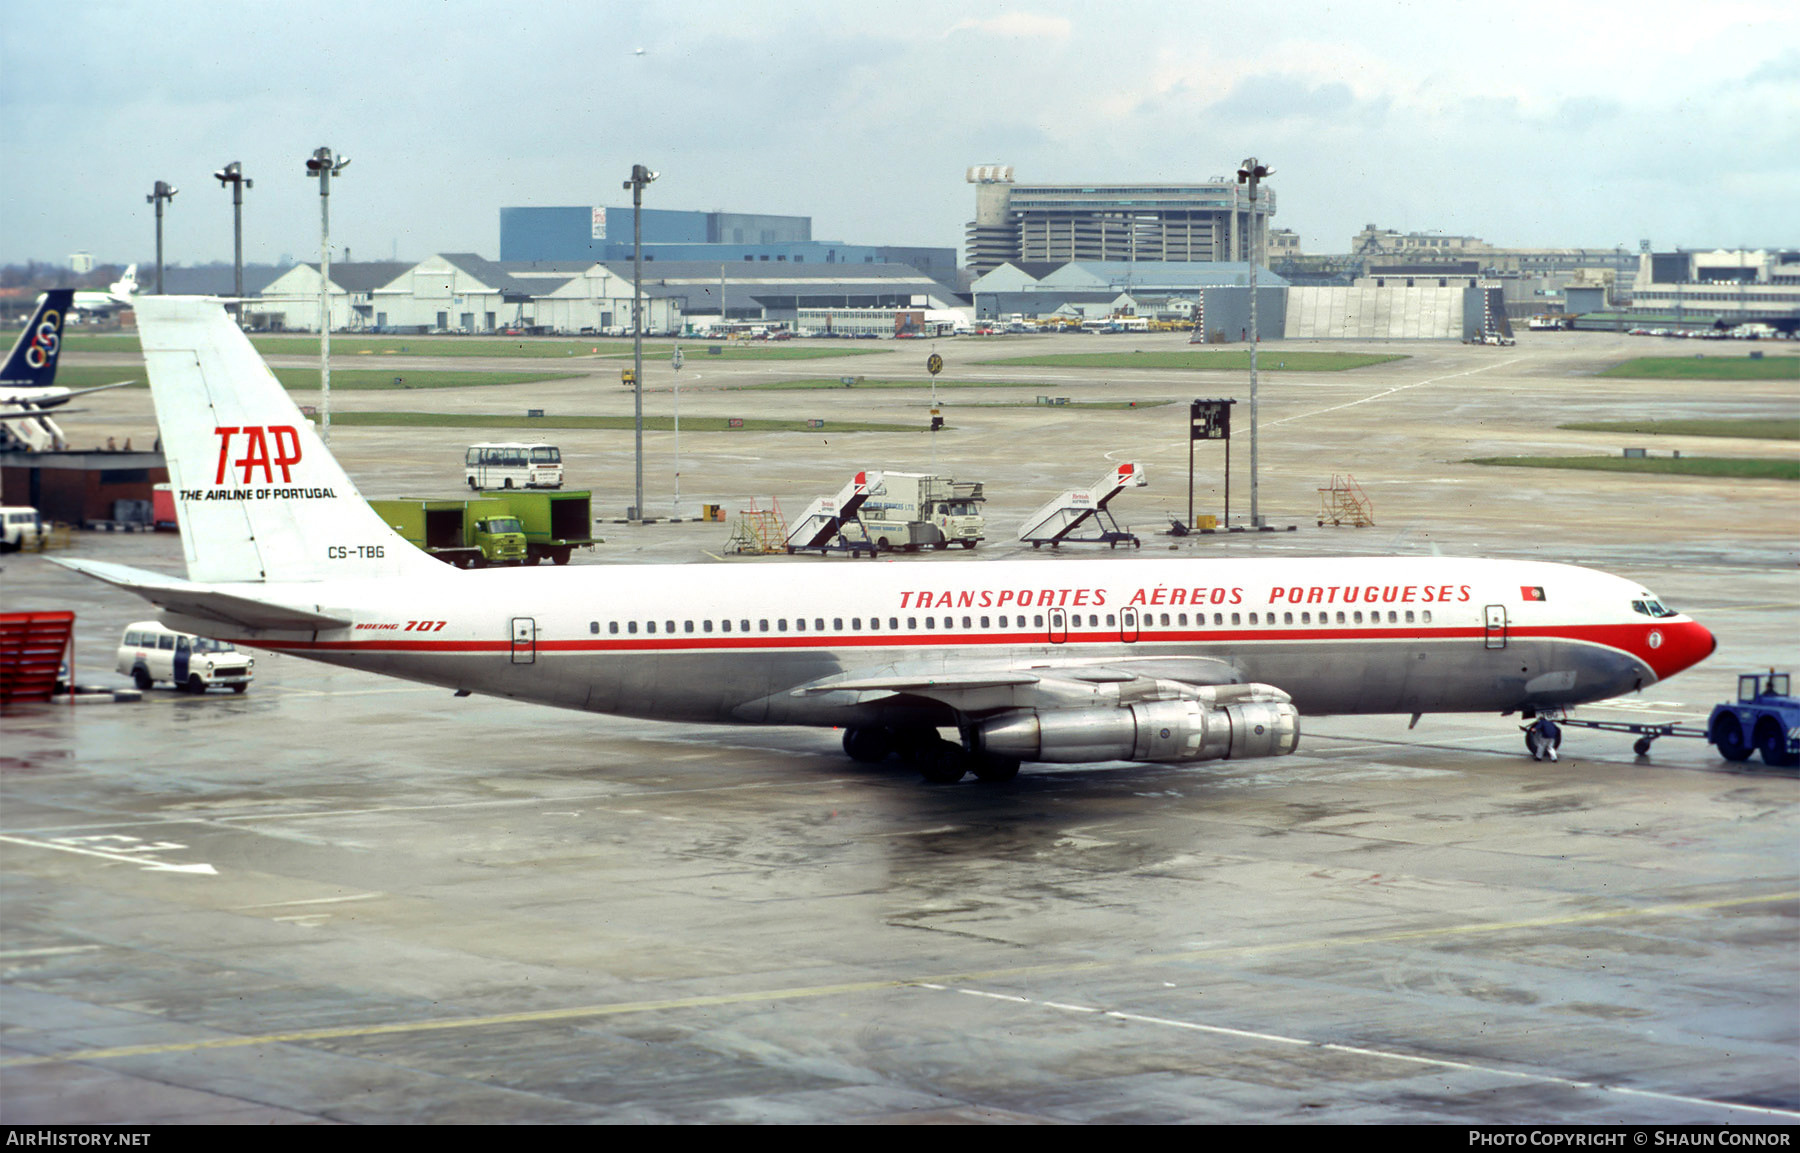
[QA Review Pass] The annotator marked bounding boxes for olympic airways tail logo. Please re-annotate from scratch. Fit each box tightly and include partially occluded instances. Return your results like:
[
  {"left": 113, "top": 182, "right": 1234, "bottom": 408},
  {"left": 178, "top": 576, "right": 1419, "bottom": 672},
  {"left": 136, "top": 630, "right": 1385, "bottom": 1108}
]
[{"left": 23, "top": 311, "right": 62, "bottom": 369}]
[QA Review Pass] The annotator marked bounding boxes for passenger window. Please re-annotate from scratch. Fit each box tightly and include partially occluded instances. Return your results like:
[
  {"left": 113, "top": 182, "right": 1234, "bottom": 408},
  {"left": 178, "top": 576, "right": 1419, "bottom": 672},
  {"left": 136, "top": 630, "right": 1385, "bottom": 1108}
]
[
  {"left": 590, "top": 622, "right": 599, "bottom": 635},
  {"left": 665, "top": 621, "right": 675, "bottom": 634},
  {"left": 1405, "top": 611, "right": 1414, "bottom": 623},
  {"left": 740, "top": 620, "right": 749, "bottom": 632},
  {"left": 1033, "top": 614, "right": 1043, "bottom": 627},
  {"left": 961, "top": 616, "right": 971, "bottom": 629},
  {"left": 759, "top": 619, "right": 769, "bottom": 632},
  {"left": 1179, "top": 613, "right": 1188, "bottom": 626},
  {"left": 834, "top": 618, "right": 843, "bottom": 630},
  {"left": 1284, "top": 612, "right": 1293, "bottom": 625},
  {"left": 1230, "top": 613, "right": 1240, "bottom": 626},
  {"left": 1214, "top": 613, "right": 1223, "bottom": 625},
  {"left": 778, "top": 619, "right": 788, "bottom": 632},
  {"left": 684, "top": 621, "right": 695, "bottom": 633},
  {"left": 609, "top": 622, "right": 619, "bottom": 634},
  {"left": 925, "top": 617, "right": 935, "bottom": 629},
  {"left": 1249, "top": 613, "right": 1258, "bottom": 625},
  {"left": 851, "top": 618, "right": 860, "bottom": 630},
  {"left": 795, "top": 618, "right": 806, "bottom": 632},
  {"left": 628, "top": 621, "right": 638, "bottom": 634},
  {"left": 721, "top": 619, "right": 731, "bottom": 632},
  {"left": 1336, "top": 612, "right": 1346, "bottom": 624},
  {"left": 907, "top": 618, "right": 916, "bottom": 629},
  {"left": 646, "top": 621, "right": 656, "bottom": 634},
  {"left": 702, "top": 621, "right": 712, "bottom": 633},
  {"left": 815, "top": 618, "right": 825, "bottom": 631},
  {"left": 980, "top": 616, "right": 990, "bottom": 628},
  {"left": 1354, "top": 612, "right": 1363, "bottom": 624},
  {"left": 1422, "top": 611, "right": 1432, "bottom": 623}
]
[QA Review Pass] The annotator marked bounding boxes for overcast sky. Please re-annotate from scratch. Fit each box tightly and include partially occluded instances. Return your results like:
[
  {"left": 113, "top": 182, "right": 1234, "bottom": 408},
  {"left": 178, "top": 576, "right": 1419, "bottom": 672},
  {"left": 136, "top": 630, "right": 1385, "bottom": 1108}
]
[{"left": 3, "top": 1, "right": 1795, "bottom": 269}]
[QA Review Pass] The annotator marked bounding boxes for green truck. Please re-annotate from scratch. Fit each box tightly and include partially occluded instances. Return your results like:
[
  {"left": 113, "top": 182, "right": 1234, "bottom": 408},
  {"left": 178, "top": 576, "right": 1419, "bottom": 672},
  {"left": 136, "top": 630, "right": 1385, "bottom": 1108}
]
[{"left": 370, "top": 491, "right": 599, "bottom": 567}]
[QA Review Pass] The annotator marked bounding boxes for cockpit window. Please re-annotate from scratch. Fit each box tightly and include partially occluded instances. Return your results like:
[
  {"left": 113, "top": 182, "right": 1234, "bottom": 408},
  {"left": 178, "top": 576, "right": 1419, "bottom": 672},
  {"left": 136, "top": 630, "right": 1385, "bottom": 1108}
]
[{"left": 1631, "top": 598, "right": 1678, "bottom": 618}]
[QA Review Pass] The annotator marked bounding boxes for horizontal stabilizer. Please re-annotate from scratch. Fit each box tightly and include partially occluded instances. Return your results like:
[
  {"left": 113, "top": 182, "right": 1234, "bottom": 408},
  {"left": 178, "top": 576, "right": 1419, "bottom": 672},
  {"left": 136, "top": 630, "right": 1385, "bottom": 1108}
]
[{"left": 47, "top": 558, "right": 351, "bottom": 632}]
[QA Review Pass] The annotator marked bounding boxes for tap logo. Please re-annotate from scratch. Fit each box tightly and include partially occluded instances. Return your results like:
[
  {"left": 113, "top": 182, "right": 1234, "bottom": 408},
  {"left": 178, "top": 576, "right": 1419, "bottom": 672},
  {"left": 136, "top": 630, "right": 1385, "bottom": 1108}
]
[
  {"left": 213, "top": 425, "right": 303, "bottom": 485},
  {"left": 23, "top": 311, "right": 62, "bottom": 369}
]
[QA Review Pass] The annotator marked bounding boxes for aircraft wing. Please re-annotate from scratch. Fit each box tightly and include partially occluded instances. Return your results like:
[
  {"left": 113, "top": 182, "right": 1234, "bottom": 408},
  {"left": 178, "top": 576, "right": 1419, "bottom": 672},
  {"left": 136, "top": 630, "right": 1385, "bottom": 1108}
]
[
  {"left": 788, "top": 654, "right": 1247, "bottom": 713},
  {"left": 47, "top": 558, "right": 352, "bottom": 632},
  {"left": 0, "top": 381, "right": 136, "bottom": 412}
]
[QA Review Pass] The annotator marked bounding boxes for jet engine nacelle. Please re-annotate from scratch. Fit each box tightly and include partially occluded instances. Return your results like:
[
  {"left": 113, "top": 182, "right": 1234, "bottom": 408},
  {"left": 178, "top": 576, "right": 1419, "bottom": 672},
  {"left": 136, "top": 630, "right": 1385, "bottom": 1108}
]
[{"left": 978, "top": 696, "right": 1300, "bottom": 764}]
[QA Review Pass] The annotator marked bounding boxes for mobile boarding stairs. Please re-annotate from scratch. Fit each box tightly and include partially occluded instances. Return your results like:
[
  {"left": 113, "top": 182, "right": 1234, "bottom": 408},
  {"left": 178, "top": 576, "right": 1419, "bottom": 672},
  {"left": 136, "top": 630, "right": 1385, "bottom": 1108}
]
[{"left": 1018, "top": 462, "right": 1145, "bottom": 550}]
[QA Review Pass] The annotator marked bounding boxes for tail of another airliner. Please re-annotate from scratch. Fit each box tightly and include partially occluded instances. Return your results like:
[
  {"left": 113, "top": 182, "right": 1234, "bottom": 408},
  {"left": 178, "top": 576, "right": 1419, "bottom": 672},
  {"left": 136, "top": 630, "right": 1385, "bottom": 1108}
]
[
  {"left": 2, "top": 290, "right": 74, "bottom": 387},
  {"left": 112, "top": 265, "right": 139, "bottom": 300},
  {"left": 133, "top": 295, "right": 448, "bottom": 585}
]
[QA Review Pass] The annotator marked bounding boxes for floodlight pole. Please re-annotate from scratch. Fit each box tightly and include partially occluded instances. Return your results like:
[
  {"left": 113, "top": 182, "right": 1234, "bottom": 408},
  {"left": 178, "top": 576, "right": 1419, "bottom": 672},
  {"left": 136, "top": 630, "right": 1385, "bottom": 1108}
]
[
  {"left": 213, "top": 163, "right": 252, "bottom": 316},
  {"left": 146, "top": 181, "right": 177, "bottom": 295},
  {"left": 1238, "top": 157, "right": 1271, "bottom": 528},
  {"left": 307, "top": 147, "right": 350, "bottom": 443},
  {"left": 624, "top": 164, "right": 657, "bottom": 521}
]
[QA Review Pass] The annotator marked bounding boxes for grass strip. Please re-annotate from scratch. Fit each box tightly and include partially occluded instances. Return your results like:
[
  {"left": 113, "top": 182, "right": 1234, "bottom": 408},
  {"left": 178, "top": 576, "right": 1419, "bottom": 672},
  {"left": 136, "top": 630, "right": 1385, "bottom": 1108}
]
[
  {"left": 1558, "top": 419, "right": 1800, "bottom": 440},
  {"left": 1597, "top": 356, "right": 1799, "bottom": 380},
  {"left": 328, "top": 412, "right": 925, "bottom": 433},
  {"left": 1468, "top": 456, "right": 1797, "bottom": 480},
  {"left": 975, "top": 350, "right": 1408, "bottom": 372}
]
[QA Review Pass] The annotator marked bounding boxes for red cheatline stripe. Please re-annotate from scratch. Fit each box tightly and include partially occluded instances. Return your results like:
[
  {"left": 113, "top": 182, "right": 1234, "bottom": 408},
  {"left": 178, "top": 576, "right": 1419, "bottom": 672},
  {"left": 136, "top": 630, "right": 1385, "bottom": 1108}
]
[{"left": 243, "top": 623, "right": 1663, "bottom": 663}]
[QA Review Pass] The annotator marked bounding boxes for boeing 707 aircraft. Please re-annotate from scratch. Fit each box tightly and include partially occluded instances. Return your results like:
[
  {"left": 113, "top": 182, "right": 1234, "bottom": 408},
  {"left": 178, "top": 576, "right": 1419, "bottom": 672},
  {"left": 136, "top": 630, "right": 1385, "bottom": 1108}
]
[{"left": 55, "top": 296, "right": 1716, "bottom": 782}]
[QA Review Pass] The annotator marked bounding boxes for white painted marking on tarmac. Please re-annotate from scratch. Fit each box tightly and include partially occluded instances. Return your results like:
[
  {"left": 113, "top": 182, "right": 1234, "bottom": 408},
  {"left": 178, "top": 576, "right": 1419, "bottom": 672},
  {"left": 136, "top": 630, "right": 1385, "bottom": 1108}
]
[
  {"left": 233, "top": 894, "right": 381, "bottom": 910},
  {"left": 0, "top": 945, "right": 103, "bottom": 960},
  {"left": 940, "top": 986, "right": 1800, "bottom": 1120},
  {"left": 1268, "top": 358, "right": 1529, "bottom": 429},
  {"left": 0, "top": 833, "right": 216, "bottom": 874}
]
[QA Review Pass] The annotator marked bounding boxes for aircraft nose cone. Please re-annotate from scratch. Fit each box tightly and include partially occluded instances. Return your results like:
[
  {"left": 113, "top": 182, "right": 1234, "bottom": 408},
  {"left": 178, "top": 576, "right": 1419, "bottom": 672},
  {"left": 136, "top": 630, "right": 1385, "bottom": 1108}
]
[{"left": 1646, "top": 619, "right": 1716, "bottom": 681}]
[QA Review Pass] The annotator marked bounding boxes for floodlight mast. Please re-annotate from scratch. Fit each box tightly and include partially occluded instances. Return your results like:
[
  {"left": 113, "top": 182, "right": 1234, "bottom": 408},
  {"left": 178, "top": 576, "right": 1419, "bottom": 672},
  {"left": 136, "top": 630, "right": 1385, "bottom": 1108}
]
[
  {"left": 146, "top": 181, "right": 177, "bottom": 295},
  {"left": 212, "top": 162, "right": 252, "bottom": 315},
  {"left": 623, "top": 164, "right": 657, "bottom": 521},
  {"left": 306, "top": 147, "right": 350, "bottom": 443},
  {"left": 1237, "top": 158, "right": 1271, "bottom": 527}
]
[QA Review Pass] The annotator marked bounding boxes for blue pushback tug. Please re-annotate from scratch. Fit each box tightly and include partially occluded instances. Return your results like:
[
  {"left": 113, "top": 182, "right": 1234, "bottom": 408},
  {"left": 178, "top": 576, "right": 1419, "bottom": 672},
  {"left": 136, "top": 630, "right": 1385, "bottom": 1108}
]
[{"left": 1709, "top": 671, "right": 1800, "bottom": 768}]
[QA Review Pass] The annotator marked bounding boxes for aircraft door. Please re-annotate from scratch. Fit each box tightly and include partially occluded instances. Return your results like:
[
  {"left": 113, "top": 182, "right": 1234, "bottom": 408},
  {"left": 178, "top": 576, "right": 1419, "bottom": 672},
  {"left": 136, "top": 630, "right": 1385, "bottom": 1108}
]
[
  {"left": 1120, "top": 607, "right": 1140, "bottom": 643},
  {"left": 1484, "top": 604, "right": 1508, "bottom": 650},
  {"left": 511, "top": 617, "right": 537, "bottom": 664},
  {"left": 1048, "top": 607, "right": 1067, "bottom": 644}
]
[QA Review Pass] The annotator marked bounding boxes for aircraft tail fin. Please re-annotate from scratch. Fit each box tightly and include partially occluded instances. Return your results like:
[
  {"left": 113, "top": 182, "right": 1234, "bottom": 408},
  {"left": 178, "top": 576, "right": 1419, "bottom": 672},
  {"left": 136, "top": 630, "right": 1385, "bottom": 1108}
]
[
  {"left": 133, "top": 295, "right": 449, "bottom": 585},
  {"left": 113, "top": 265, "right": 139, "bottom": 298},
  {"left": 1, "top": 290, "right": 73, "bottom": 387}
]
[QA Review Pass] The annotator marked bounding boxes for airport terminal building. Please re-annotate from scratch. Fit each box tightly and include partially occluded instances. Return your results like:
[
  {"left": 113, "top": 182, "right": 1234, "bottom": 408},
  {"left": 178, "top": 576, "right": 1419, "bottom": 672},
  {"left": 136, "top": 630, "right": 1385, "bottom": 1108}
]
[{"left": 965, "top": 166, "right": 1277, "bottom": 277}]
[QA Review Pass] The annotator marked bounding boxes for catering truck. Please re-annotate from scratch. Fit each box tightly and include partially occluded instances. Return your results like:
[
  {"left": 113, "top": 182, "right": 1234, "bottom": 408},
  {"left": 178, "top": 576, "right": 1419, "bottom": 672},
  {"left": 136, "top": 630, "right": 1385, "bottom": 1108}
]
[
  {"left": 856, "top": 472, "right": 986, "bottom": 552},
  {"left": 370, "top": 491, "right": 598, "bottom": 567}
]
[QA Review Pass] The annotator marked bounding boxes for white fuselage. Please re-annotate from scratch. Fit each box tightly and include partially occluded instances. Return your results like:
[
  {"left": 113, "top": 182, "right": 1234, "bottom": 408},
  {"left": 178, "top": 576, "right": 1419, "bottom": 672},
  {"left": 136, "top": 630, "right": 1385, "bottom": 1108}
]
[{"left": 179, "top": 554, "right": 1714, "bottom": 729}]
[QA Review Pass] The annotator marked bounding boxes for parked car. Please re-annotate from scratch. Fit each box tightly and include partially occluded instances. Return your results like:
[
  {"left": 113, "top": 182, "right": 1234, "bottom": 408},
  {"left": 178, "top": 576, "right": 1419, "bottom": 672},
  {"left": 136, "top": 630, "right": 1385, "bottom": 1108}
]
[
  {"left": 116, "top": 621, "right": 254, "bottom": 693},
  {"left": 1, "top": 506, "right": 43, "bottom": 552}
]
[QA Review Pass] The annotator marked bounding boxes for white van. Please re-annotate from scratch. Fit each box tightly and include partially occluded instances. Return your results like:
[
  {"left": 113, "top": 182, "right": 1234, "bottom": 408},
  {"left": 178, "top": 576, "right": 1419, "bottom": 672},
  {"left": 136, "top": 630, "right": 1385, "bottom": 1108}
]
[
  {"left": 464, "top": 443, "right": 563, "bottom": 490},
  {"left": 1, "top": 506, "right": 43, "bottom": 552},
  {"left": 116, "top": 622, "right": 254, "bottom": 693}
]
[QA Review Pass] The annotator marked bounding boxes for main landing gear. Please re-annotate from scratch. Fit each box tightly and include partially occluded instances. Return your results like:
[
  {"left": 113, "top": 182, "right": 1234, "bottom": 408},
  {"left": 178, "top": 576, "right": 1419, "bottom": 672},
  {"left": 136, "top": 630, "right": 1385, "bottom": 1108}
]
[{"left": 841, "top": 726, "right": 1020, "bottom": 784}]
